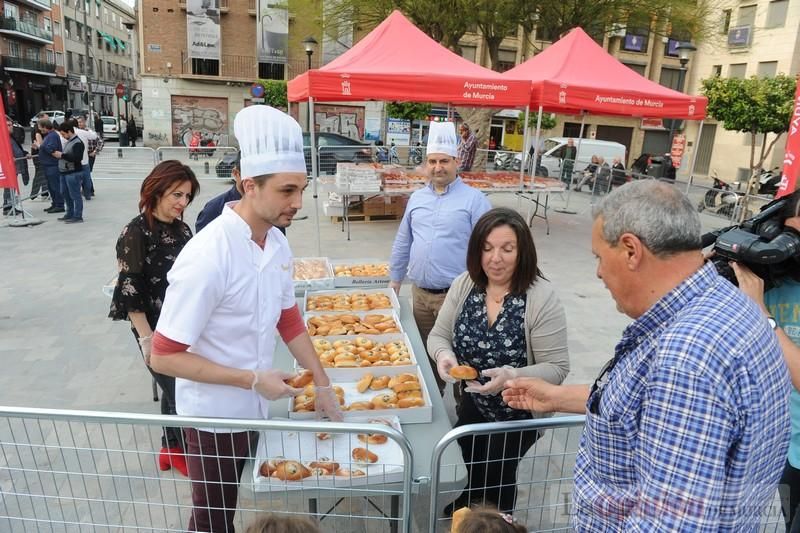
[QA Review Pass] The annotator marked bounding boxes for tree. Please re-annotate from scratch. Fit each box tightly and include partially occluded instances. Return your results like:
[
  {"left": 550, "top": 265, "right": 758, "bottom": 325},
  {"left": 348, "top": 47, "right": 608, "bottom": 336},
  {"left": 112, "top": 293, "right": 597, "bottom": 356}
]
[
  {"left": 385, "top": 101, "right": 432, "bottom": 143},
  {"left": 701, "top": 74, "right": 796, "bottom": 197},
  {"left": 521, "top": 110, "right": 557, "bottom": 132},
  {"left": 257, "top": 80, "right": 288, "bottom": 110}
]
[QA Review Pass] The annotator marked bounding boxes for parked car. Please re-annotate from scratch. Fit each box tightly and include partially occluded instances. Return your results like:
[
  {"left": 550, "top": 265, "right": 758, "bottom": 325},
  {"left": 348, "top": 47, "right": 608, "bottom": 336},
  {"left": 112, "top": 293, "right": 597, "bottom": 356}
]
[
  {"left": 101, "top": 116, "right": 119, "bottom": 140},
  {"left": 29, "top": 110, "right": 65, "bottom": 128},
  {"left": 215, "top": 151, "right": 239, "bottom": 179},
  {"left": 303, "top": 132, "right": 373, "bottom": 174}
]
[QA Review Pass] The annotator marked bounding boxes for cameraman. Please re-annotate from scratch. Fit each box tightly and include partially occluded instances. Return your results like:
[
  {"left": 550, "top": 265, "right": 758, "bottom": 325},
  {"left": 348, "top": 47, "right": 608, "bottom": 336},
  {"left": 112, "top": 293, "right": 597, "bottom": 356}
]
[{"left": 732, "top": 190, "right": 800, "bottom": 532}]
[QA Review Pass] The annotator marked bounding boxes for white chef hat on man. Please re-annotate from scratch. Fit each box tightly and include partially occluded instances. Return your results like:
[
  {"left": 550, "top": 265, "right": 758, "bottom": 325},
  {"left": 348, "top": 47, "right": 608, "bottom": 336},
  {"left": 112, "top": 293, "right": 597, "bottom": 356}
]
[
  {"left": 233, "top": 105, "right": 307, "bottom": 179},
  {"left": 426, "top": 121, "right": 458, "bottom": 158}
]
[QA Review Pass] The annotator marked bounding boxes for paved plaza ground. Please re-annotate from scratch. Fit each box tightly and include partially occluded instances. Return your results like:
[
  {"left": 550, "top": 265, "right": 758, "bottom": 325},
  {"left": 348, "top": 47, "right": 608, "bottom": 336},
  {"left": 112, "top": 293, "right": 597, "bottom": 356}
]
[{"left": 0, "top": 151, "right": 743, "bottom": 531}]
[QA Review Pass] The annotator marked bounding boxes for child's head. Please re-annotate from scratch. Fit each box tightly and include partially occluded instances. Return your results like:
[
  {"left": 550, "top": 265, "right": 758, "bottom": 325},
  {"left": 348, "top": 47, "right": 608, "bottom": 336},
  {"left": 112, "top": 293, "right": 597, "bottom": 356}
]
[
  {"left": 455, "top": 507, "right": 527, "bottom": 533},
  {"left": 244, "top": 513, "right": 319, "bottom": 533}
]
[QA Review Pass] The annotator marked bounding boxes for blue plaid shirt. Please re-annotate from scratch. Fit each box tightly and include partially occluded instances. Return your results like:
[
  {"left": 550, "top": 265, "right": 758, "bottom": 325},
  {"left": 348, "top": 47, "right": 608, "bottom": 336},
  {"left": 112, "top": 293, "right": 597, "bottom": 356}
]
[{"left": 573, "top": 262, "right": 791, "bottom": 531}]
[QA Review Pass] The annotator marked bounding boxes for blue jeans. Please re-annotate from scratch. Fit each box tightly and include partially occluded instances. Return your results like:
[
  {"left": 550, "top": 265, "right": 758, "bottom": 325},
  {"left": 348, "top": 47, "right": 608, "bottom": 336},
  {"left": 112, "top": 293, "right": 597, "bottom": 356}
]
[
  {"left": 43, "top": 165, "right": 63, "bottom": 208},
  {"left": 81, "top": 168, "right": 94, "bottom": 198},
  {"left": 61, "top": 171, "right": 83, "bottom": 219}
]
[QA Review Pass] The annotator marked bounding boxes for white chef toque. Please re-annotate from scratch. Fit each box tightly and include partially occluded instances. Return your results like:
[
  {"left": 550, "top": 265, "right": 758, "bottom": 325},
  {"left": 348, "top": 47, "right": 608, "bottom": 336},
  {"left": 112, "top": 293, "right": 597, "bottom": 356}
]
[
  {"left": 426, "top": 121, "right": 458, "bottom": 158},
  {"left": 233, "top": 105, "right": 307, "bottom": 179}
]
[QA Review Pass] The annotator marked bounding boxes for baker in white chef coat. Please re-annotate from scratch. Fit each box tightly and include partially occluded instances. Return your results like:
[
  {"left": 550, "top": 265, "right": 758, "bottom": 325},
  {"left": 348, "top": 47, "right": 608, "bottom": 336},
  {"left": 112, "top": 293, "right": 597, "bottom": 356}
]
[{"left": 150, "top": 105, "right": 341, "bottom": 532}]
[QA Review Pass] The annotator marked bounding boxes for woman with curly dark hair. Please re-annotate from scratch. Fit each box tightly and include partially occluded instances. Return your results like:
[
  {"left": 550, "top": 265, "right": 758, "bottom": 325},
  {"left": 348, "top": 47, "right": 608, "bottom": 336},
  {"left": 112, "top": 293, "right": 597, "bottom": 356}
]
[{"left": 109, "top": 160, "right": 200, "bottom": 476}]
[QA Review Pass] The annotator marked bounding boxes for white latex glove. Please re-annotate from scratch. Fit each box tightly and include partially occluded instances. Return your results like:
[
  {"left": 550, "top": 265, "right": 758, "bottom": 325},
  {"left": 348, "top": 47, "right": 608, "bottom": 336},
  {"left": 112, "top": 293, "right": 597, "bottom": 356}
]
[
  {"left": 435, "top": 351, "right": 458, "bottom": 384},
  {"left": 314, "top": 385, "right": 344, "bottom": 422},
  {"left": 389, "top": 280, "right": 402, "bottom": 296},
  {"left": 251, "top": 369, "right": 303, "bottom": 400},
  {"left": 464, "top": 366, "right": 519, "bottom": 396},
  {"left": 138, "top": 335, "right": 152, "bottom": 367}
]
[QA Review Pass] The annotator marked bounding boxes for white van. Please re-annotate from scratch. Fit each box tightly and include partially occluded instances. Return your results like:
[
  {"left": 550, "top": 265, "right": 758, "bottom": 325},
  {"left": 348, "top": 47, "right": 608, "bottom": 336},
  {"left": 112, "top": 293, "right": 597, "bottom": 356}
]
[{"left": 520, "top": 137, "right": 627, "bottom": 179}]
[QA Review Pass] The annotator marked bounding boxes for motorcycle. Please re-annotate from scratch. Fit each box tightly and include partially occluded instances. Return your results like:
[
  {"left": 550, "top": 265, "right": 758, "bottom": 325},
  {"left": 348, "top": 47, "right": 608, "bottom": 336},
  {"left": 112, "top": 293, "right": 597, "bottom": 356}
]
[
  {"left": 756, "top": 166, "right": 782, "bottom": 197},
  {"left": 698, "top": 171, "right": 749, "bottom": 220},
  {"left": 493, "top": 146, "right": 516, "bottom": 170},
  {"left": 408, "top": 143, "right": 423, "bottom": 166}
]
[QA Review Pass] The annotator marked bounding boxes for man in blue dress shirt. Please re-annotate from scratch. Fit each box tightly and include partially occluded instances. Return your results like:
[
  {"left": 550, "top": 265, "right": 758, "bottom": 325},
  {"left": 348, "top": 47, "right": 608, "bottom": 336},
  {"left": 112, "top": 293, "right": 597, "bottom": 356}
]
[{"left": 389, "top": 121, "right": 491, "bottom": 393}]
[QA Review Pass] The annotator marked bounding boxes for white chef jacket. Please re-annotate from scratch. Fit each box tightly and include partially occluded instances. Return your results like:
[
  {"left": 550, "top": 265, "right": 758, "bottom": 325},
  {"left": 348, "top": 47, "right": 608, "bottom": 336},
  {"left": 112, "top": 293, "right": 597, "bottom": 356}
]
[{"left": 156, "top": 202, "right": 295, "bottom": 422}]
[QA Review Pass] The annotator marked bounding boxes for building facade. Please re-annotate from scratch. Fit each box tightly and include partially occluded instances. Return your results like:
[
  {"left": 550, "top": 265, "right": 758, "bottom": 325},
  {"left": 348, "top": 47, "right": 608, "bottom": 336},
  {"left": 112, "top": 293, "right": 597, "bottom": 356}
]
[
  {"left": 0, "top": 0, "right": 57, "bottom": 122},
  {"left": 684, "top": 0, "right": 800, "bottom": 182},
  {"left": 59, "top": 0, "right": 135, "bottom": 118}
]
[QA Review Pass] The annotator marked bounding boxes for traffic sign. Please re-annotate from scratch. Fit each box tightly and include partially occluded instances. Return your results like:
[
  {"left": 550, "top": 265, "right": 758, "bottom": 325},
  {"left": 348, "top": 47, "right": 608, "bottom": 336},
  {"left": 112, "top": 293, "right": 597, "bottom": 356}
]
[
  {"left": 250, "top": 83, "right": 265, "bottom": 99},
  {"left": 115, "top": 83, "right": 125, "bottom": 98}
]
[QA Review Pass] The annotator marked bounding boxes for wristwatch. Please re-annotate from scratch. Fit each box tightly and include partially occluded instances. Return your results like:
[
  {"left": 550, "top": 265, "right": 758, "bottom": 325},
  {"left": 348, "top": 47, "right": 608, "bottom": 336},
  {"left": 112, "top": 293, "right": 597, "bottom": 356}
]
[{"left": 767, "top": 316, "right": 778, "bottom": 330}]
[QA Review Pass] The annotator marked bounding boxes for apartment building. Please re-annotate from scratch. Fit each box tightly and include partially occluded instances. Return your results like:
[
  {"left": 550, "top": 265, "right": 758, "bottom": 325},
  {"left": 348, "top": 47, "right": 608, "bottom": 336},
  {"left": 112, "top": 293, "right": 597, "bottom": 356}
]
[
  {"left": 139, "top": 0, "right": 325, "bottom": 146},
  {"left": 0, "top": 0, "right": 57, "bottom": 121},
  {"left": 683, "top": 0, "right": 799, "bottom": 182},
  {"left": 59, "top": 0, "right": 135, "bottom": 117}
]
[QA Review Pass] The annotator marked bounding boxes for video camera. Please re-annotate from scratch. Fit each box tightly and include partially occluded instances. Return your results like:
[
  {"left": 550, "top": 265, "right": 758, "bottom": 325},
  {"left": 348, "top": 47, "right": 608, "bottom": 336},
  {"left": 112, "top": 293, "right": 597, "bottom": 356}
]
[{"left": 702, "top": 193, "right": 800, "bottom": 290}]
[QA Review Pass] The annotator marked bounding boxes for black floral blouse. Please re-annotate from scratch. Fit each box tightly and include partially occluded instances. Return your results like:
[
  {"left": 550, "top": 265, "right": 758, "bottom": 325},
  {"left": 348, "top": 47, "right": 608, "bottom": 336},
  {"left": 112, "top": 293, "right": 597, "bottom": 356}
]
[
  {"left": 453, "top": 288, "right": 532, "bottom": 422},
  {"left": 108, "top": 214, "right": 193, "bottom": 329}
]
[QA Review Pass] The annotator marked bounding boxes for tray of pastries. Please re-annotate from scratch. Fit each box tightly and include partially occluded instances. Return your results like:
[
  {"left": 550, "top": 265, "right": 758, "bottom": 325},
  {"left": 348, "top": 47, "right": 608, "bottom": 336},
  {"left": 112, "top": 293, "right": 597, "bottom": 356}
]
[
  {"left": 330, "top": 259, "right": 391, "bottom": 288},
  {"left": 293, "top": 257, "right": 335, "bottom": 292},
  {"left": 304, "top": 288, "right": 400, "bottom": 314},
  {"left": 306, "top": 312, "right": 401, "bottom": 336},
  {"left": 289, "top": 368, "right": 432, "bottom": 424},
  {"left": 252, "top": 416, "right": 405, "bottom": 491},
  {"left": 299, "top": 333, "right": 418, "bottom": 380}
]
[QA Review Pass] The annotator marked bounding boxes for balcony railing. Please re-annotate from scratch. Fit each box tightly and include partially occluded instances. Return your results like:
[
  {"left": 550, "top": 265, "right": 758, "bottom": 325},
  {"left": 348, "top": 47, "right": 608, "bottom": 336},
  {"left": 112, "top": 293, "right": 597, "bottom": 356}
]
[
  {"left": 2, "top": 55, "right": 56, "bottom": 74},
  {"left": 0, "top": 17, "right": 53, "bottom": 42},
  {"left": 178, "top": 0, "right": 230, "bottom": 10},
  {"left": 180, "top": 52, "right": 257, "bottom": 80},
  {"left": 15, "top": 0, "right": 51, "bottom": 10}
]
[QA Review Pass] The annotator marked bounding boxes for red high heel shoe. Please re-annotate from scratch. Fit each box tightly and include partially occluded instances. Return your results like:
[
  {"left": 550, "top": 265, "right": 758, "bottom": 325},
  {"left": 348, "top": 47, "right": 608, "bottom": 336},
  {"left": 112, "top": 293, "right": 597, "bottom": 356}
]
[{"left": 158, "top": 447, "right": 188, "bottom": 477}]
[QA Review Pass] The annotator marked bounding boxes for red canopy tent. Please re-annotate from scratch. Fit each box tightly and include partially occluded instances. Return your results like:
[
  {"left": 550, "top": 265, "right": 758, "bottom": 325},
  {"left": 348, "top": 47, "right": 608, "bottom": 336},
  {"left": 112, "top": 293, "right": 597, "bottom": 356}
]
[
  {"left": 287, "top": 10, "right": 530, "bottom": 107},
  {"left": 503, "top": 27, "right": 707, "bottom": 119}
]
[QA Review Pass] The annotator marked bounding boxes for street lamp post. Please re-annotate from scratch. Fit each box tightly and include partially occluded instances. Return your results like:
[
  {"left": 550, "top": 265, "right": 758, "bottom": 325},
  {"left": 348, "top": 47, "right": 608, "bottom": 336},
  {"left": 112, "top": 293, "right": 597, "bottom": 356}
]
[
  {"left": 302, "top": 36, "right": 318, "bottom": 132},
  {"left": 666, "top": 42, "right": 697, "bottom": 147}
]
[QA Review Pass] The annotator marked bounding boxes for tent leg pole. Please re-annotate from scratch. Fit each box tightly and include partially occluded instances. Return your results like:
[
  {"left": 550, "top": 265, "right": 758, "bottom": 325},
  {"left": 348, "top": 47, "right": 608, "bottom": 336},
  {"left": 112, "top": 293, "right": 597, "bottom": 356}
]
[
  {"left": 309, "top": 97, "right": 322, "bottom": 257},
  {"left": 531, "top": 105, "right": 543, "bottom": 177},
  {"left": 517, "top": 105, "right": 531, "bottom": 210},
  {"left": 556, "top": 111, "right": 586, "bottom": 214},
  {"left": 685, "top": 120, "right": 704, "bottom": 195}
]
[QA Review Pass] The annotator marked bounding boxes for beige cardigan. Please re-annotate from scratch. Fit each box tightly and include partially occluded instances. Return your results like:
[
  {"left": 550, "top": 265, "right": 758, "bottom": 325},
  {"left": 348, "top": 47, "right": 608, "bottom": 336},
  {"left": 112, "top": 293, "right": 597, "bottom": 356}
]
[{"left": 427, "top": 271, "right": 570, "bottom": 387}]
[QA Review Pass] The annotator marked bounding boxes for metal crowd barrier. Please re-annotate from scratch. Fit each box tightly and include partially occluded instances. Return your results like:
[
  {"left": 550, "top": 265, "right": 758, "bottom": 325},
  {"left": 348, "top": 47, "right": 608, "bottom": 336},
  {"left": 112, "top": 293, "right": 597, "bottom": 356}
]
[
  {"left": 155, "top": 147, "right": 240, "bottom": 180},
  {"left": 427, "top": 415, "right": 785, "bottom": 533},
  {"left": 0, "top": 406, "right": 414, "bottom": 532}
]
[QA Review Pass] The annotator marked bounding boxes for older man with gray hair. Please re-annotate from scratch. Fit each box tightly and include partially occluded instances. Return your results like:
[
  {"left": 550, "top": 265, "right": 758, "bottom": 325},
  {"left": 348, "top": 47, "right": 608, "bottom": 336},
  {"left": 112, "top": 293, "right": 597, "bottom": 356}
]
[{"left": 503, "top": 180, "right": 791, "bottom": 531}]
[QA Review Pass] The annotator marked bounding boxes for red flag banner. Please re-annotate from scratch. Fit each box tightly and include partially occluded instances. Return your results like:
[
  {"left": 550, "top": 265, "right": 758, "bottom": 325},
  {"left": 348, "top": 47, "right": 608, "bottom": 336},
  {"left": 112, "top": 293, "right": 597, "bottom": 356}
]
[
  {"left": 0, "top": 95, "right": 19, "bottom": 193},
  {"left": 777, "top": 82, "right": 800, "bottom": 199}
]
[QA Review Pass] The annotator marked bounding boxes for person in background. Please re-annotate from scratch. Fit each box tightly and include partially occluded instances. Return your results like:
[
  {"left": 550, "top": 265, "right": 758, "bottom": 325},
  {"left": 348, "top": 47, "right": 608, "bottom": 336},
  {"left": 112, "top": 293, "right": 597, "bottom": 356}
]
[
  {"left": 729, "top": 190, "right": 800, "bottom": 532},
  {"left": 428, "top": 208, "right": 569, "bottom": 513},
  {"left": 195, "top": 151, "right": 286, "bottom": 236},
  {"left": 94, "top": 112, "right": 104, "bottom": 139},
  {"left": 74, "top": 117, "right": 99, "bottom": 200},
  {"left": 610, "top": 156, "right": 626, "bottom": 187},
  {"left": 457, "top": 122, "right": 478, "bottom": 172},
  {"left": 127, "top": 116, "right": 138, "bottom": 147},
  {"left": 503, "top": 180, "right": 791, "bottom": 530},
  {"left": 38, "top": 118, "right": 65, "bottom": 214},
  {"left": 389, "top": 121, "right": 491, "bottom": 394},
  {"left": 574, "top": 155, "right": 604, "bottom": 192},
  {"left": 244, "top": 514, "right": 319, "bottom": 533},
  {"left": 453, "top": 507, "right": 527, "bottom": 533},
  {"left": 28, "top": 119, "right": 48, "bottom": 201},
  {"left": 53, "top": 121, "right": 85, "bottom": 223},
  {"left": 109, "top": 160, "right": 200, "bottom": 478},
  {"left": 3, "top": 117, "right": 28, "bottom": 216},
  {"left": 561, "top": 138, "right": 577, "bottom": 187}
]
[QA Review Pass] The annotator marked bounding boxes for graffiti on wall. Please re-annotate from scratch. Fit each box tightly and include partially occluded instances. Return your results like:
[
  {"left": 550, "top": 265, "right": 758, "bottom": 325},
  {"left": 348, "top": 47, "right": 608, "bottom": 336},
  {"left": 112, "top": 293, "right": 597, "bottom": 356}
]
[
  {"left": 171, "top": 95, "right": 229, "bottom": 147},
  {"left": 314, "top": 104, "right": 364, "bottom": 140}
]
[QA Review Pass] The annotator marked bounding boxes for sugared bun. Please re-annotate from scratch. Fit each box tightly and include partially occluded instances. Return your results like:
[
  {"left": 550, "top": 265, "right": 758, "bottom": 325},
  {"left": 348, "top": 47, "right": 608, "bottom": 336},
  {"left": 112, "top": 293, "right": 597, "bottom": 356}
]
[
  {"left": 449, "top": 365, "right": 479, "bottom": 380},
  {"left": 285, "top": 370, "right": 314, "bottom": 388}
]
